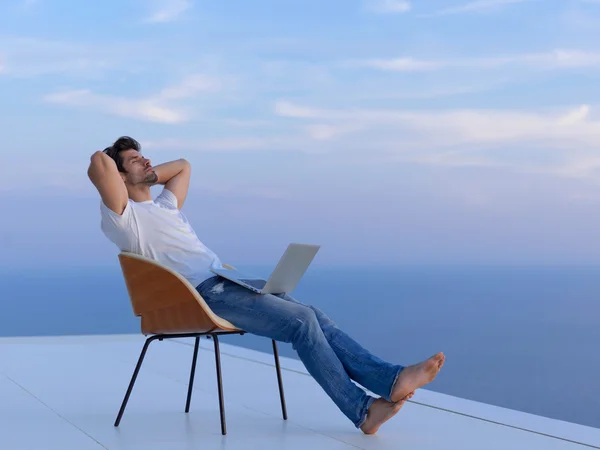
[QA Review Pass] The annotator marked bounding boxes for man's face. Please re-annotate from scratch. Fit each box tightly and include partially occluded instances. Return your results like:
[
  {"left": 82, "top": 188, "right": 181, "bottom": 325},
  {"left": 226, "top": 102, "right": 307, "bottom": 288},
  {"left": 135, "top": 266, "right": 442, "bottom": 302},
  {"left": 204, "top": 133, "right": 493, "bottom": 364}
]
[{"left": 120, "top": 149, "right": 158, "bottom": 186}]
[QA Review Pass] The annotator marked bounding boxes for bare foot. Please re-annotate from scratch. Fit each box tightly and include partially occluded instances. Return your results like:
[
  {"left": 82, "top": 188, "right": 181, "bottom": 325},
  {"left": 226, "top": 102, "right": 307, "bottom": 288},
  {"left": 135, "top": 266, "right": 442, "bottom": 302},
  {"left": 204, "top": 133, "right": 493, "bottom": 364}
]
[
  {"left": 390, "top": 352, "right": 445, "bottom": 403},
  {"left": 360, "top": 397, "right": 407, "bottom": 435}
]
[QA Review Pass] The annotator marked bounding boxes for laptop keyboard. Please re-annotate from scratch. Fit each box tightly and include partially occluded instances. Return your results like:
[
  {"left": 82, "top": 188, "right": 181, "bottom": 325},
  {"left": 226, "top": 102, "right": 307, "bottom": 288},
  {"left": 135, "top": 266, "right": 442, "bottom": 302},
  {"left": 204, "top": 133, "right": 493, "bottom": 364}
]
[{"left": 240, "top": 279, "right": 267, "bottom": 290}]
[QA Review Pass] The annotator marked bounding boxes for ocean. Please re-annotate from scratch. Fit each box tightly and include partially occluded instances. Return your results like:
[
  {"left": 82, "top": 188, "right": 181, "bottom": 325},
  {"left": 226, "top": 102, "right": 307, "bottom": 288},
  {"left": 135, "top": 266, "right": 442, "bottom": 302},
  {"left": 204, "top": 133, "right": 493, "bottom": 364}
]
[{"left": 1, "top": 264, "right": 598, "bottom": 429}]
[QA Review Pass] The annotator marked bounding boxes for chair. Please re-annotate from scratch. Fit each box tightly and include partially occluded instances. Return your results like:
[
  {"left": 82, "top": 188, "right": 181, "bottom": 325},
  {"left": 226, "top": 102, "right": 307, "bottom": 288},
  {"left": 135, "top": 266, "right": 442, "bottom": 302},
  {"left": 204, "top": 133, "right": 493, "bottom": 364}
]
[{"left": 114, "top": 252, "right": 287, "bottom": 435}]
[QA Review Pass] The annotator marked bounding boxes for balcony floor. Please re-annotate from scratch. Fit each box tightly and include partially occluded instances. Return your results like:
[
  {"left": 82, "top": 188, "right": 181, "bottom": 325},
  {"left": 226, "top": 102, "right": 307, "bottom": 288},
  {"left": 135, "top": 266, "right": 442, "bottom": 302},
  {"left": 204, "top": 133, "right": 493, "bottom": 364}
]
[{"left": 0, "top": 334, "right": 598, "bottom": 450}]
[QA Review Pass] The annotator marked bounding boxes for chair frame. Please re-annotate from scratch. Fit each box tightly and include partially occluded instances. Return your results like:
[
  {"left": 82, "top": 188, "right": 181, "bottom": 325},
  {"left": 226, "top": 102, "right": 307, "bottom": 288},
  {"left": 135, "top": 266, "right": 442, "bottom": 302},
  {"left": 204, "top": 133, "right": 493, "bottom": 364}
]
[
  {"left": 114, "top": 332, "right": 287, "bottom": 435},
  {"left": 113, "top": 252, "right": 288, "bottom": 435}
]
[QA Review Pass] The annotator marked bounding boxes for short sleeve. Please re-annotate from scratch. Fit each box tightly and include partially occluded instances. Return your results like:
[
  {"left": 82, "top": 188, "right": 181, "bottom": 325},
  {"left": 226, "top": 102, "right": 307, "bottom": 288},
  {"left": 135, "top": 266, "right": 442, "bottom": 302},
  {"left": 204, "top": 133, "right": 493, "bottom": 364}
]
[
  {"left": 155, "top": 188, "right": 178, "bottom": 210},
  {"left": 99, "top": 200, "right": 139, "bottom": 253},
  {"left": 100, "top": 200, "right": 133, "bottom": 230}
]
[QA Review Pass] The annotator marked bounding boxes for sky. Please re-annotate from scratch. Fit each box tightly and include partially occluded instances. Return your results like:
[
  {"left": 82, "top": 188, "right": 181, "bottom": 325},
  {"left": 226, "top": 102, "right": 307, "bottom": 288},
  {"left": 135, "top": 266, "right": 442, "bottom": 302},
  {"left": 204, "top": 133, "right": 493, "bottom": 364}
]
[{"left": 2, "top": 0, "right": 600, "bottom": 269}]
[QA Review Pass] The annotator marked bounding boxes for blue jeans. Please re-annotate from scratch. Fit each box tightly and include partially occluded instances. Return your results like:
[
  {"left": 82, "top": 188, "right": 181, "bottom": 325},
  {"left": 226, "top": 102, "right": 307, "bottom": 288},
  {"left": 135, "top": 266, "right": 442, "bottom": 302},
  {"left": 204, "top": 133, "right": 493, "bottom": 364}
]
[{"left": 196, "top": 276, "right": 404, "bottom": 428}]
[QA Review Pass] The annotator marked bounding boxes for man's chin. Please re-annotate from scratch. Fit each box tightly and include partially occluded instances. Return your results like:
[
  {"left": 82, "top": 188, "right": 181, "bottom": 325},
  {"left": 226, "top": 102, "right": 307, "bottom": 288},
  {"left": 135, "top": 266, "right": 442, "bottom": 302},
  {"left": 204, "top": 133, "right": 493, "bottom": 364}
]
[{"left": 144, "top": 172, "right": 158, "bottom": 185}]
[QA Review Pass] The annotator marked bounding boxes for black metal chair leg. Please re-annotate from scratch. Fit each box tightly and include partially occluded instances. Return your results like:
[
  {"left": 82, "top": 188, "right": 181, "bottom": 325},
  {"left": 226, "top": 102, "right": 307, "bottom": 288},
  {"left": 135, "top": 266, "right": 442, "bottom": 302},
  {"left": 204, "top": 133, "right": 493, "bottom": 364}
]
[
  {"left": 114, "top": 336, "right": 156, "bottom": 427},
  {"left": 213, "top": 334, "right": 227, "bottom": 435},
  {"left": 272, "top": 340, "right": 288, "bottom": 420},
  {"left": 185, "top": 337, "right": 200, "bottom": 413},
  {"left": 114, "top": 331, "right": 281, "bottom": 434}
]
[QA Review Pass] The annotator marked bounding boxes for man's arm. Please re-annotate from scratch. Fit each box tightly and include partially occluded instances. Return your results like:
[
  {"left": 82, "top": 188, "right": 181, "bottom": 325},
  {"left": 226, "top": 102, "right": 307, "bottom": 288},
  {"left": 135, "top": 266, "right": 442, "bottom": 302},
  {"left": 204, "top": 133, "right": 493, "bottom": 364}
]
[
  {"left": 153, "top": 158, "right": 191, "bottom": 209},
  {"left": 87, "top": 151, "right": 128, "bottom": 215}
]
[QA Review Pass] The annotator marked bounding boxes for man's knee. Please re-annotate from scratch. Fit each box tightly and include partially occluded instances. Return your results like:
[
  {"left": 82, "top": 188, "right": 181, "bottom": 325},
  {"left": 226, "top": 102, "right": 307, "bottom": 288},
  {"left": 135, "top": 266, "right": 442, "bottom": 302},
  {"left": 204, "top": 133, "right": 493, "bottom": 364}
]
[
  {"left": 289, "top": 306, "right": 319, "bottom": 341},
  {"left": 309, "top": 305, "right": 337, "bottom": 328},
  {"left": 294, "top": 306, "right": 318, "bottom": 327}
]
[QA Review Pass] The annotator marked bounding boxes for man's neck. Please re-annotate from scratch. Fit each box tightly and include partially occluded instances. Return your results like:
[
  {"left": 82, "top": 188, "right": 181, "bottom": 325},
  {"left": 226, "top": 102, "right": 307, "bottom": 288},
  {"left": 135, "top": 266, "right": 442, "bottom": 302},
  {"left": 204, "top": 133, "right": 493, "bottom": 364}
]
[{"left": 127, "top": 185, "right": 152, "bottom": 203}]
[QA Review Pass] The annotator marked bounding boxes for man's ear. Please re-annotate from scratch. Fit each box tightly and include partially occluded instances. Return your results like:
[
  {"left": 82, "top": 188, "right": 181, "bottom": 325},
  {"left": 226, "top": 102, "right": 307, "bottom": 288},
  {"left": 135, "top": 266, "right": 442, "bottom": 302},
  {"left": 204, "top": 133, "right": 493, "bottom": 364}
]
[{"left": 120, "top": 172, "right": 127, "bottom": 184}]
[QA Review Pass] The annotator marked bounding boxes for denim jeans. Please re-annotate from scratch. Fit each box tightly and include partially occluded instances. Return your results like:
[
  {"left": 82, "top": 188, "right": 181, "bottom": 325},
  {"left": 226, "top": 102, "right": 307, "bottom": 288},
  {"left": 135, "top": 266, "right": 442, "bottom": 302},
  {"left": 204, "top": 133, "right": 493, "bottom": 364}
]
[{"left": 196, "top": 276, "right": 404, "bottom": 428}]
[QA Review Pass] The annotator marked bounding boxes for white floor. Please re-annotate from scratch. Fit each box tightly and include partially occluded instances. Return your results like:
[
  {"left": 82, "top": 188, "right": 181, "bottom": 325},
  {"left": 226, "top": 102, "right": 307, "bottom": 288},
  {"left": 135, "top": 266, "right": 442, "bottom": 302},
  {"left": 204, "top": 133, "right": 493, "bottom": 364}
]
[{"left": 0, "top": 334, "right": 598, "bottom": 450}]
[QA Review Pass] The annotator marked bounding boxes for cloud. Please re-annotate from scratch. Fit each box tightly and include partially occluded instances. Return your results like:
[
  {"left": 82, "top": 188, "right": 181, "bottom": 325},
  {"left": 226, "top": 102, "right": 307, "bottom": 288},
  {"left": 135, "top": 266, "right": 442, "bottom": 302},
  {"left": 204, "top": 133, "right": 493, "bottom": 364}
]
[
  {"left": 365, "top": 0, "right": 411, "bottom": 13},
  {"left": 0, "top": 37, "right": 143, "bottom": 78},
  {"left": 203, "top": 185, "right": 289, "bottom": 200},
  {"left": 43, "top": 75, "right": 219, "bottom": 124},
  {"left": 353, "top": 49, "right": 600, "bottom": 72},
  {"left": 275, "top": 101, "right": 322, "bottom": 119},
  {"left": 44, "top": 89, "right": 185, "bottom": 123},
  {"left": 142, "top": 133, "right": 318, "bottom": 153},
  {"left": 144, "top": 0, "right": 192, "bottom": 23},
  {"left": 357, "top": 57, "right": 442, "bottom": 72},
  {"left": 274, "top": 100, "right": 600, "bottom": 148},
  {"left": 305, "top": 124, "right": 366, "bottom": 141},
  {"left": 350, "top": 80, "right": 514, "bottom": 100},
  {"left": 154, "top": 75, "right": 220, "bottom": 101},
  {"left": 136, "top": 98, "right": 600, "bottom": 180},
  {"left": 143, "top": 137, "right": 278, "bottom": 151},
  {"left": 274, "top": 100, "right": 600, "bottom": 178},
  {"left": 21, "top": 0, "right": 38, "bottom": 9},
  {"left": 427, "top": 0, "right": 534, "bottom": 16}
]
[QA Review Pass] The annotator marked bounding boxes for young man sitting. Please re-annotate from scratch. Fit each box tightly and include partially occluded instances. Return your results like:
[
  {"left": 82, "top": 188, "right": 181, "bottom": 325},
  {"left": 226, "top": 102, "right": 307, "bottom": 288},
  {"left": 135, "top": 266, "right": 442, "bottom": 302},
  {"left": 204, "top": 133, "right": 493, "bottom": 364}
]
[{"left": 88, "top": 136, "right": 445, "bottom": 435}]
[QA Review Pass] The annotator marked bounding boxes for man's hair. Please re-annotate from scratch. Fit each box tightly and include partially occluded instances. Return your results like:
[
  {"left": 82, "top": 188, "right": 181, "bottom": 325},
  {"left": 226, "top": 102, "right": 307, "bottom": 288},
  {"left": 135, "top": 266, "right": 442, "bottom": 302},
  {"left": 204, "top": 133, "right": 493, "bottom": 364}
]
[{"left": 103, "top": 136, "right": 141, "bottom": 173}]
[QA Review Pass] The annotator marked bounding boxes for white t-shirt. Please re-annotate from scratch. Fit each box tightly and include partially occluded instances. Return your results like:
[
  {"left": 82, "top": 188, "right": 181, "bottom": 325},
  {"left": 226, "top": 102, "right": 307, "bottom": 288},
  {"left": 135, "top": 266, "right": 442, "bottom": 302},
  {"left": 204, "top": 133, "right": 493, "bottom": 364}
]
[{"left": 100, "top": 188, "right": 223, "bottom": 287}]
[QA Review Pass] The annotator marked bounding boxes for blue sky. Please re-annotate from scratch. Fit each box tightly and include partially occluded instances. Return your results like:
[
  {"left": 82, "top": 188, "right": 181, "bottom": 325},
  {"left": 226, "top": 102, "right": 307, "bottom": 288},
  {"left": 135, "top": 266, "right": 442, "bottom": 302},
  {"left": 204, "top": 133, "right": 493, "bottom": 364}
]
[{"left": 2, "top": 0, "right": 600, "bottom": 269}]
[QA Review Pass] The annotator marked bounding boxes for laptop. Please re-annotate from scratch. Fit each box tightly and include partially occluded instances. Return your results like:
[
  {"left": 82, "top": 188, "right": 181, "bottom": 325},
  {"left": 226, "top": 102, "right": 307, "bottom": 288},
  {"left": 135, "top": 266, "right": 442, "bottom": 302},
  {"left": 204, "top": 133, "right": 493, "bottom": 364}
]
[{"left": 210, "top": 243, "right": 320, "bottom": 295}]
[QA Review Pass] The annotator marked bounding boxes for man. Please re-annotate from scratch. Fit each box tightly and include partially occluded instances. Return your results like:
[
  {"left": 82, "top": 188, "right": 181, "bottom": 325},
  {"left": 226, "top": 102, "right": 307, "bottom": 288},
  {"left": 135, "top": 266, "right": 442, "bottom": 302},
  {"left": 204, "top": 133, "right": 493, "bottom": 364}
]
[{"left": 88, "top": 136, "right": 445, "bottom": 435}]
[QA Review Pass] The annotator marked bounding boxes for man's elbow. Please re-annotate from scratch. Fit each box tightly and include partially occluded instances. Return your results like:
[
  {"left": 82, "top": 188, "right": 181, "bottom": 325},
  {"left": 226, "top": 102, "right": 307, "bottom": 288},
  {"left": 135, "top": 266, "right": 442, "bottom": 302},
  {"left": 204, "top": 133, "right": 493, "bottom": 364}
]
[
  {"left": 178, "top": 158, "right": 191, "bottom": 175},
  {"left": 88, "top": 153, "right": 100, "bottom": 179},
  {"left": 90, "top": 150, "right": 106, "bottom": 163},
  {"left": 89, "top": 151, "right": 107, "bottom": 169},
  {"left": 88, "top": 151, "right": 109, "bottom": 180}
]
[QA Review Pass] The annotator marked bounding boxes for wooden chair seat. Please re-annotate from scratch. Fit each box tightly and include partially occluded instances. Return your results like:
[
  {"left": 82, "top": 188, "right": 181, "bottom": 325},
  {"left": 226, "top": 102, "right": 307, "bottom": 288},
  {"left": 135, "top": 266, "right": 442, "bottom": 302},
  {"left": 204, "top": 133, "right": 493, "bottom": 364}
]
[
  {"left": 118, "top": 252, "right": 239, "bottom": 335},
  {"left": 113, "top": 252, "right": 287, "bottom": 435}
]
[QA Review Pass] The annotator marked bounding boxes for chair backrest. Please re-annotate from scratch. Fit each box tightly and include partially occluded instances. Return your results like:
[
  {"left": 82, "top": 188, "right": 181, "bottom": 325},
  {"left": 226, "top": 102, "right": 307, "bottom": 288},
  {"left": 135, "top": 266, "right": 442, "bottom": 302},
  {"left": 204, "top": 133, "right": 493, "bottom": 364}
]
[{"left": 118, "top": 252, "right": 239, "bottom": 335}]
